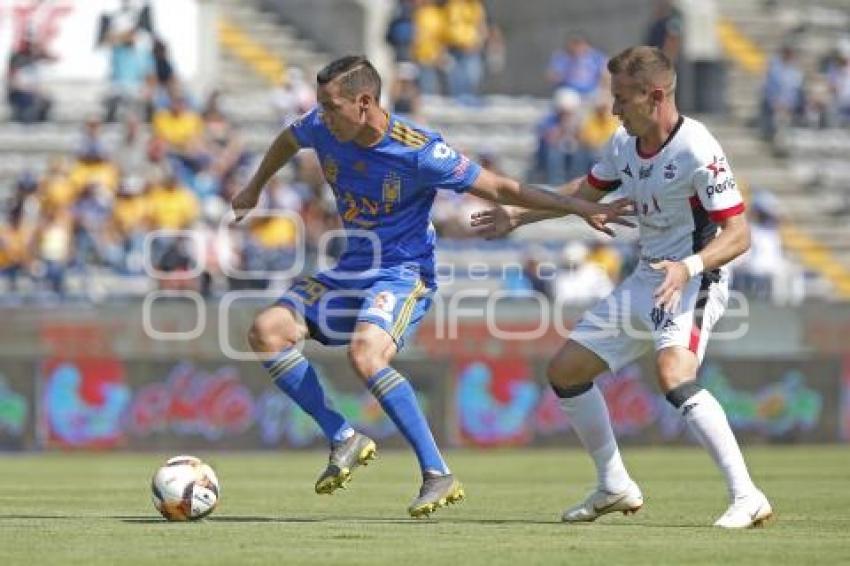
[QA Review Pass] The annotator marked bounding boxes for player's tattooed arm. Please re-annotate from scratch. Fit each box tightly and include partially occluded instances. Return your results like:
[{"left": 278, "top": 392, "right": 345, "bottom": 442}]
[
  {"left": 470, "top": 174, "right": 632, "bottom": 238},
  {"left": 231, "top": 129, "right": 300, "bottom": 221}
]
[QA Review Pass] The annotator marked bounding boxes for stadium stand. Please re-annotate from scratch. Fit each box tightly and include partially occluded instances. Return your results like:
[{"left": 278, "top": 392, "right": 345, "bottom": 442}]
[{"left": 1, "top": 0, "right": 847, "bottom": 302}]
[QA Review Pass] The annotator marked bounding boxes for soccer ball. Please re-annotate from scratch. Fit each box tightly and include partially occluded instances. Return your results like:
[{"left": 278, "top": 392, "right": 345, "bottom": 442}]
[{"left": 151, "top": 455, "right": 220, "bottom": 521}]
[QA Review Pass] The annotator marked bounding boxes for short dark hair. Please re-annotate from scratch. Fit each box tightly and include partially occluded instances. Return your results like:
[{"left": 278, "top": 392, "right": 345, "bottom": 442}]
[{"left": 317, "top": 55, "right": 382, "bottom": 100}]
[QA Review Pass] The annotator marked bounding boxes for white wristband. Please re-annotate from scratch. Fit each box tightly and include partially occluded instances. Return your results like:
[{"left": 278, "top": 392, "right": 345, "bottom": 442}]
[{"left": 682, "top": 255, "right": 704, "bottom": 278}]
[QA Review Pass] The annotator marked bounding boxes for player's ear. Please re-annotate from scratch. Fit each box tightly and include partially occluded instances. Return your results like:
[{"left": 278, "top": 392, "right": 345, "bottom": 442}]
[{"left": 358, "top": 92, "right": 372, "bottom": 112}]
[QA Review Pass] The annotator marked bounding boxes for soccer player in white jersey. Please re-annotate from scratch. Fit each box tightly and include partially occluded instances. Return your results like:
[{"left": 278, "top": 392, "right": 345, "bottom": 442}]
[{"left": 472, "top": 46, "right": 772, "bottom": 528}]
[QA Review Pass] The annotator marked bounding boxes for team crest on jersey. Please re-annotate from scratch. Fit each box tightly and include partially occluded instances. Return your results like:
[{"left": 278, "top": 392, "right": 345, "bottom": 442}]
[
  {"left": 639, "top": 164, "right": 654, "bottom": 179},
  {"left": 366, "top": 291, "right": 397, "bottom": 322},
  {"left": 664, "top": 162, "right": 677, "bottom": 180},
  {"left": 323, "top": 156, "right": 339, "bottom": 185},
  {"left": 622, "top": 164, "right": 633, "bottom": 178},
  {"left": 382, "top": 172, "right": 402, "bottom": 204},
  {"left": 354, "top": 160, "right": 367, "bottom": 174}
]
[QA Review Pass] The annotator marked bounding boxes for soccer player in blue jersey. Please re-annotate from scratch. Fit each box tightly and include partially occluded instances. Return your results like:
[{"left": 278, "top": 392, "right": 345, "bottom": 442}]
[{"left": 231, "top": 55, "right": 632, "bottom": 518}]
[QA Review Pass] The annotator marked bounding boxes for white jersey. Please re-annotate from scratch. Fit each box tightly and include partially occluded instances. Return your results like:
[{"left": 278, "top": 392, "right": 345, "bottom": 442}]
[{"left": 588, "top": 116, "right": 745, "bottom": 264}]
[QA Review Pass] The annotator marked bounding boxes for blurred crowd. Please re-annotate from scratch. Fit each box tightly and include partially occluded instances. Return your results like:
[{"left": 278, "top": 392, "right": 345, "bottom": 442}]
[
  {"left": 758, "top": 35, "right": 850, "bottom": 150},
  {"left": 1, "top": 0, "right": 342, "bottom": 300},
  {"left": 385, "top": 0, "right": 504, "bottom": 106},
  {"left": 0, "top": 0, "right": 804, "bottom": 305}
]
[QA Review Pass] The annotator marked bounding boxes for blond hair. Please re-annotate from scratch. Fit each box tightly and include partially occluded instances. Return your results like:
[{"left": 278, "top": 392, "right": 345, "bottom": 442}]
[{"left": 607, "top": 46, "right": 676, "bottom": 92}]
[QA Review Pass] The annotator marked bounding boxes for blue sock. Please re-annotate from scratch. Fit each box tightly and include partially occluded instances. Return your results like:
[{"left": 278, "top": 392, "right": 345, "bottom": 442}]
[
  {"left": 263, "top": 348, "right": 353, "bottom": 444},
  {"left": 367, "top": 367, "right": 449, "bottom": 475}
]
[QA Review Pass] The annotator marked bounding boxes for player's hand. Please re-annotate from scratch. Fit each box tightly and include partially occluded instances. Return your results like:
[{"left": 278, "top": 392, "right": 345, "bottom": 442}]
[
  {"left": 230, "top": 186, "right": 261, "bottom": 222},
  {"left": 651, "top": 260, "right": 690, "bottom": 312},
  {"left": 579, "top": 198, "right": 635, "bottom": 237},
  {"left": 470, "top": 206, "right": 517, "bottom": 239}
]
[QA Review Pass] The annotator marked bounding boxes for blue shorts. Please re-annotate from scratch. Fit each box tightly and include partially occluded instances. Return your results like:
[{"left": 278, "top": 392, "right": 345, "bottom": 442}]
[{"left": 277, "top": 264, "right": 434, "bottom": 350}]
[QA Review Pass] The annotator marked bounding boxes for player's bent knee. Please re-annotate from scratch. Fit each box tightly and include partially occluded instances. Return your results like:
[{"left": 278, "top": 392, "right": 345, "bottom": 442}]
[
  {"left": 347, "top": 342, "right": 384, "bottom": 380},
  {"left": 248, "top": 307, "right": 305, "bottom": 354},
  {"left": 546, "top": 341, "right": 607, "bottom": 389},
  {"left": 655, "top": 347, "right": 698, "bottom": 393}
]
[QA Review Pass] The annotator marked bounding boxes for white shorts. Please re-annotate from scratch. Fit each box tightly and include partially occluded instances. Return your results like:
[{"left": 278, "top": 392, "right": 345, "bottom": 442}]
[{"left": 570, "top": 263, "right": 730, "bottom": 372}]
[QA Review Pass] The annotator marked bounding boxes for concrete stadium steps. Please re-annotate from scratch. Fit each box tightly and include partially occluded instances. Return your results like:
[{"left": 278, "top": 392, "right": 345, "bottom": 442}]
[
  {"left": 217, "top": 0, "right": 330, "bottom": 92},
  {"left": 713, "top": 0, "right": 850, "bottom": 297}
]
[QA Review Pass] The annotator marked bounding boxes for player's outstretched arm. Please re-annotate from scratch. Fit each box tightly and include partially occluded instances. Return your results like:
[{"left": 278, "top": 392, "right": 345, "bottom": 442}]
[
  {"left": 469, "top": 173, "right": 631, "bottom": 238},
  {"left": 652, "top": 213, "right": 751, "bottom": 311},
  {"left": 231, "top": 129, "right": 300, "bottom": 221}
]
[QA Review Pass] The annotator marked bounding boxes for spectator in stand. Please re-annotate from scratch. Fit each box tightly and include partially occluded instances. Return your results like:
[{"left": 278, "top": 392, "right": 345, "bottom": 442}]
[
  {"left": 546, "top": 34, "right": 608, "bottom": 100},
  {"left": 444, "top": 0, "right": 487, "bottom": 103},
  {"left": 731, "top": 190, "right": 802, "bottom": 304},
  {"left": 71, "top": 182, "right": 116, "bottom": 270},
  {"left": 76, "top": 114, "right": 110, "bottom": 161},
  {"left": 153, "top": 93, "right": 208, "bottom": 185},
  {"left": 153, "top": 93, "right": 204, "bottom": 154},
  {"left": 390, "top": 62, "right": 424, "bottom": 121},
  {"left": 145, "top": 37, "right": 177, "bottom": 121},
  {"left": 411, "top": 0, "right": 448, "bottom": 95},
  {"left": 38, "top": 155, "right": 76, "bottom": 212},
  {"left": 0, "top": 207, "right": 31, "bottom": 292},
  {"left": 98, "top": 13, "right": 154, "bottom": 123},
  {"left": 645, "top": 0, "right": 683, "bottom": 64},
  {"left": 826, "top": 40, "right": 850, "bottom": 126},
  {"left": 6, "top": 34, "right": 54, "bottom": 123},
  {"left": 147, "top": 172, "right": 200, "bottom": 231},
  {"left": 147, "top": 172, "right": 200, "bottom": 270},
  {"left": 9, "top": 171, "right": 41, "bottom": 229},
  {"left": 578, "top": 93, "right": 620, "bottom": 168},
  {"left": 201, "top": 91, "right": 250, "bottom": 197},
  {"left": 759, "top": 43, "right": 805, "bottom": 145},
  {"left": 386, "top": 0, "right": 416, "bottom": 63},
  {"left": 532, "top": 87, "right": 584, "bottom": 185},
  {"left": 553, "top": 241, "right": 613, "bottom": 306},
  {"left": 270, "top": 66, "right": 316, "bottom": 128},
  {"left": 33, "top": 205, "right": 73, "bottom": 297},
  {"left": 155, "top": 235, "right": 199, "bottom": 291},
  {"left": 68, "top": 140, "right": 120, "bottom": 196},
  {"left": 585, "top": 239, "right": 623, "bottom": 284},
  {"left": 111, "top": 176, "right": 149, "bottom": 274}
]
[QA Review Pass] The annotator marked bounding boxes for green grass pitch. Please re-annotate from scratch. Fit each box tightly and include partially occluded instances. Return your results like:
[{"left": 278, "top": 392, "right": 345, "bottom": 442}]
[{"left": 0, "top": 446, "right": 847, "bottom": 565}]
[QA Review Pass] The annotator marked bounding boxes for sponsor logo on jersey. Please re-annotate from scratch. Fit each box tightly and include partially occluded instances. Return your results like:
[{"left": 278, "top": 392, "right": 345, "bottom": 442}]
[
  {"left": 705, "top": 177, "right": 737, "bottom": 197},
  {"left": 432, "top": 142, "right": 457, "bottom": 160},
  {"left": 639, "top": 164, "right": 653, "bottom": 179}
]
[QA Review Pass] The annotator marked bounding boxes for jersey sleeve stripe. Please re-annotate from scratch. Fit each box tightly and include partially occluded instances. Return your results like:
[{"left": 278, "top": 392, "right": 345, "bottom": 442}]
[
  {"left": 707, "top": 203, "right": 746, "bottom": 222},
  {"left": 587, "top": 171, "right": 621, "bottom": 191}
]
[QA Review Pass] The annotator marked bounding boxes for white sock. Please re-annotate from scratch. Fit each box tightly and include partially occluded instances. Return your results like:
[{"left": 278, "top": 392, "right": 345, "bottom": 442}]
[
  {"left": 679, "top": 389, "right": 756, "bottom": 501},
  {"left": 559, "top": 385, "right": 632, "bottom": 493}
]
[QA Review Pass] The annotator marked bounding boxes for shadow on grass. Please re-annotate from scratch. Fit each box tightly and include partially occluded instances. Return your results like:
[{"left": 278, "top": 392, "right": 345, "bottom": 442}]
[{"left": 0, "top": 514, "right": 702, "bottom": 529}]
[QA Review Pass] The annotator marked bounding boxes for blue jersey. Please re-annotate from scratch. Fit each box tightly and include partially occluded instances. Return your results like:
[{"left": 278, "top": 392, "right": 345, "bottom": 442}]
[{"left": 290, "top": 107, "right": 482, "bottom": 281}]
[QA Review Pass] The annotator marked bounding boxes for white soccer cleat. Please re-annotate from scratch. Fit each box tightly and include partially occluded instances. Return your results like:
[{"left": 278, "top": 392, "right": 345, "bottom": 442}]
[
  {"left": 713, "top": 490, "right": 773, "bottom": 528},
  {"left": 561, "top": 481, "right": 644, "bottom": 523}
]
